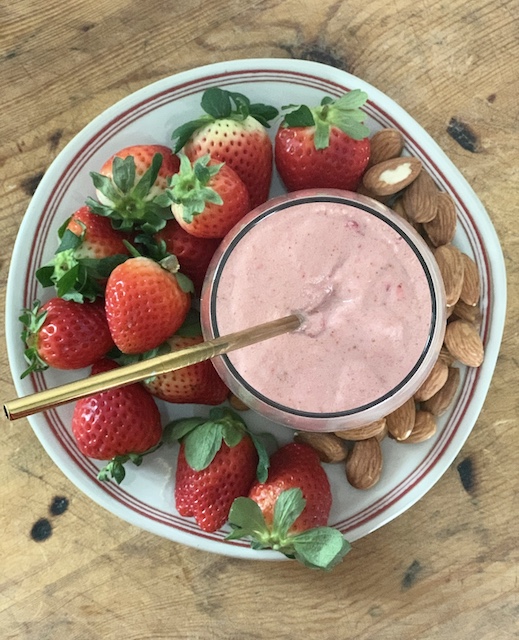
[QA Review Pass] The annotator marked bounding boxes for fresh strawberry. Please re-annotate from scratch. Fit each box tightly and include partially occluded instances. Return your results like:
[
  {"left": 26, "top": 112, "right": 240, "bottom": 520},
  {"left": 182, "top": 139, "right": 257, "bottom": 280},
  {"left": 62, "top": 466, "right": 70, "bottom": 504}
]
[
  {"left": 86, "top": 144, "right": 180, "bottom": 233},
  {"left": 154, "top": 219, "right": 220, "bottom": 294},
  {"left": 104, "top": 255, "right": 192, "bottom": 354},
  {"left": 19, "top": 297, "right": 114, "bottom": 377},
  {"left": 227, "top": 442, "right": 351, "bottom": 570},
  {"left": 164, "top": 407, "right": 269, "bottom": 532},
  {"left": 72, "top": 359, "right": 163, "bottom": 484},
  {"left": 160, "top": 154, "right": 251, "bottom": 239},
  {"left": 172, "top": 87, "right": 278, "bottom": 208},
  {"left": 36, "top": 206, "right": 130, "bottom": 302},
  {"left": 144, "top": 333, "right": 229, "bottom": 405},
  {"left": 275, "top": 90, "right": 371, "bottom": 192}
]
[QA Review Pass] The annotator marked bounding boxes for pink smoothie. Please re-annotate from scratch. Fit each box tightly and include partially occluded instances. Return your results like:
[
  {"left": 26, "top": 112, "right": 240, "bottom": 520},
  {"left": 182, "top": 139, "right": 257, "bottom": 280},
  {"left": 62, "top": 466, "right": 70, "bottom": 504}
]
[{"left": 210, "top": 199, "right": 434, "bottom": 415}]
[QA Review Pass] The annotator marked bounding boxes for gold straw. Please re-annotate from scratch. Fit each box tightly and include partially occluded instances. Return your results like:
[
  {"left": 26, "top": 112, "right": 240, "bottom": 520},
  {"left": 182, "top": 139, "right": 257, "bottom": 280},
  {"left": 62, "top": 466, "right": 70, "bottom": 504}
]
[{"left": 4, "top": 313, "right": 301, "bottom": 421}]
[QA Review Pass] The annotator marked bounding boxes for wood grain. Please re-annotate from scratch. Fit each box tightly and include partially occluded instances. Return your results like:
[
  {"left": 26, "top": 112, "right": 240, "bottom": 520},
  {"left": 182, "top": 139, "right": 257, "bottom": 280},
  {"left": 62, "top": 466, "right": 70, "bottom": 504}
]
[{"left": 1, "top": 0, "right": 518, "bottom": 638}]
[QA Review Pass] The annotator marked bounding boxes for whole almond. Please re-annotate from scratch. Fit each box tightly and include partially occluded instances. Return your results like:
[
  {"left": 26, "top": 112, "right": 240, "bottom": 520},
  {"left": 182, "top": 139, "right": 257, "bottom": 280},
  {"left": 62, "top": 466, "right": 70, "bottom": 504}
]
[
  {"left": 438, "top": 344, "right": 456, "bottom": 366},
  {"left": 362, "top": 157, "right": 422, "bottom": 196},
  {"left": 346, "top": 437, "right": 383, "bottom": 489},
  {"left": 422, "top": 366, "right": 460, "bottom": 416},
  {"left": 444, "top": 320, "right": 484, "bottom": 367},
  {"left": 293, "top": 431, "right": 348, "bottom": 464},
  {"left": 422, "top": 192, "right": 457, "bottom": 247},
  {"left": 434, "top": 244, "right": 465, "bottom": 306},
  {"left": 356, "top": 182, "right": 392, "bottom": 204},
  {"left": 228, "top": 394, "right": 250, "bottom": 411},
  {"left": 403, "top": 410, "right": 437, "bottom": 444},
  {"left": 334, "top": 418, "right": 387, "bottom": 441},
  {"left": 402, "top": 169, "right": 438, "bottom": 222},
  {"left": 459, "top": 253, "right": 480, "bottom": 306},
  {"left": 451, "top": 299, "right": 482, "bottom": 328},
  {"left": 414, "top": 359, "right": 449, "bottom": 402},
  {"left": 368, "top": 128, "right": 405, "bottom": 166},
  {"left": 386, "top": 397, "right": 416, "bottom": 441},
  {"left": 391, "top": 197, "right": 409, "bottom": 221}
]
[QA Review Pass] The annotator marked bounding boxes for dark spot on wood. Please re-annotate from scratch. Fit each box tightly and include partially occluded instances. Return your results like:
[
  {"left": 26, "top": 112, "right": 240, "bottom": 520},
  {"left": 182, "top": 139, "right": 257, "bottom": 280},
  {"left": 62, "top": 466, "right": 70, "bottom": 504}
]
[
  {"left": 487, "top": 93, "right": 496, "bottom": 104},
  {"left": 457, "top": 456, "right": 476, "bottom": 494},
  {"left": 31, "top": 518, "right": 52, "bottom": 542},
  {"left": 401, "top": 559, "right": 422, "bottom": 590},
  {"left": 5, "top": 50, "right": 17, "bottom": 59},
  {"left": 280, "top": 43, "right": 348, "bottom": 72},
  {"left": 48, "top": 129, "right": 63, "bottom": 152},
  {"left": 21, "top": 171, "right": 44, "bottom": 196},
  {"left": 81, "top": 23, "right": 95, "bottom": 32},
  {"left": 50, "top": 496, "right": 69, "bottom": 516},
  {"left": 447, "top": 117, "right": 480, "bottom": 153}
]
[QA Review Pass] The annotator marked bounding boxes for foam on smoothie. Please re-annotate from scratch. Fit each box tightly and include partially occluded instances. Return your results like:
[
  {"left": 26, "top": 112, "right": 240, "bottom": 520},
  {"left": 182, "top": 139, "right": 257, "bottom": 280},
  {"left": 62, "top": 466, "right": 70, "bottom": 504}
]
[{"left": 213, "top": 201, "right": 433, "bottom": 414}]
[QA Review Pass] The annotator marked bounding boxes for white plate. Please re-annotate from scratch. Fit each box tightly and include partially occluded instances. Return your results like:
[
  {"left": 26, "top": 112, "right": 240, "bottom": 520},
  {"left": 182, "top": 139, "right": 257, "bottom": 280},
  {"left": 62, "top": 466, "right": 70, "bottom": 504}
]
[{"left": 5, "top": 59, "right": 506, "bottom": 560}]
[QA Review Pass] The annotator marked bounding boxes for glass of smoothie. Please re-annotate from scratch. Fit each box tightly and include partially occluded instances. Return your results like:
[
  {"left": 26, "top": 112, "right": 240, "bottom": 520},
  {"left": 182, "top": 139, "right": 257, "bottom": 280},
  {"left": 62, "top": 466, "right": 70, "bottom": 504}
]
[{"left": 200, "top": 189, "right": 446, "bottom": 432}]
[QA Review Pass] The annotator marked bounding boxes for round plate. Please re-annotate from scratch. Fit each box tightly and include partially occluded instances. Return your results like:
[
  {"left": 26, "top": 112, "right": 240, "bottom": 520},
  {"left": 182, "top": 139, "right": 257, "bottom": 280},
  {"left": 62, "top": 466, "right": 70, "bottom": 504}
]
[{"left": 5, "top": 59, "right": 506, "bottom": 560}]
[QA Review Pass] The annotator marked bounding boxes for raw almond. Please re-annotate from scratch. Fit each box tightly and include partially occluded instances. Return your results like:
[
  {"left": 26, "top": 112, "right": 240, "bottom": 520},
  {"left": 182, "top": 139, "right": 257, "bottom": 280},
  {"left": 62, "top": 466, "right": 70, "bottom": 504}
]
[
  {"left": 386, "top": 397, "right": 416, "bottom": 441},
  {"left": 451, "top": 299, "right": 482, "bottom": 328},
  {"left": 362, "top": 156, "right": 422, "bottom": 196},
  {"left": 414, "top": 359, "right": 449, "bottom": 402},
  {"left": 422, "top": 192, "right": 457, "bottom": 247},
  {"left": 434, "top": 244, "right": 465, "bottom": 306},
  {"left": 346, "top": 437, "right": 383, "bottom": 489},
  {"left": 422, "top": 366, "right": 460, "bottom": 416},
  {"left": 402, "top": 169, "right": 438, "bottom": 223},
  {"left": 368, "top": 128, "right": 405, "bottom": 166},
  {"left": 293, "top": 431, "right": 348, "bottom": 464},
  {"left": 334, "top": 418, "right": 387, "bottom": 441},
  {"left": 356, "top": 181, "right": 392, "bottom": 204},
  {"left": 459, "top": 253, "right": 480, "bottom": 306},
  {"left": 402, "top": 410, "right": 437, "bottom": 443},
  {"left": 438, "top": 344, "right": 456, "bottom": 366},
  {"left": 444, "top": 320, "right": 484, "bottom": 367},
  {"left": 391, "top": 197, "right": 409, "bottom": 221}
]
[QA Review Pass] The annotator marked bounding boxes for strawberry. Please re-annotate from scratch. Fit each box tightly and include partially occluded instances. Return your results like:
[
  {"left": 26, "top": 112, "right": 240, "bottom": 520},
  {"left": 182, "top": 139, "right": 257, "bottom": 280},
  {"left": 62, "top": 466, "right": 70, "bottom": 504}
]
[
  {"left": 86, "top": 144, "right": 180, "bottom": 233},
  {"left": 172, "top": 87, "right": 278, "bottom": 208},
  {"left": 36, "top": 206, "right": 130, "bottom": 302},
  {"left": 275, "top": 90, "right": 371, "bottom": 192},
  {"left": 227, "top": 442, "right": 351, "bottom": 570},
  {"left": 19, "top": 297, "right": 114, "bottom": 377},
  {"left": 159, "top": 154, "right": 251, "bottom": 239},
  {"left": 164, "top": 407, "right": 269, "bottom": 532},
  {"left": 72, "top": 359, "right": 163, "bottom": 484},
  {"left": 104, "top": 254, "right": 192, "bottom": 354},
  {"left": 154, "top": 219, "right": 220, "bottom": 294},
  {"left": 144, "top": 333, "right": 229, "bottom": 405}
]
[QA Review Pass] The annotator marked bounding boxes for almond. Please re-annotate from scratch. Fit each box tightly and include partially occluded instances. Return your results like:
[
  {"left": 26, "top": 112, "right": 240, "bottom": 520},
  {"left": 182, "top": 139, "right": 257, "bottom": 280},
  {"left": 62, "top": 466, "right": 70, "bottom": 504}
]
[
  {"left": 444, "top": 320, "right": 484, "bottom": 367},
  {"left": 334, "top": 418, "right": 387, "bottom": 441},
  {"left": 368, "top": 128, "right": 405, "bottom": 166},
  {"left": 346, "top": 437, "right": 383, "bottom": 489},
  {"left": 422, "top": 192, "right": 457, "bottom": 247},
  {"left": 438, "top": 344, "right": 456, "bottom": 366},
  {"left": 434, "top": 243, "right": 465, "bottom": 306},
  {"left": 451, "top": 299, "right": 482, "bottom": 328},
  {"left": 356, "top": 182, "right": 392, "bottom": 204},
  {"left": 386, "top": 397, "right": 416, "bottom": 441},
  {"left": 402, "top": 410, "right": 437, "bottom": 444},
  {"left": 391, "top": 197, "right": 409, "bottom": 221},
  {"left": 414, "top": 359, "right": 449, "bottom": 402},
  {"left": 422, "top": 366, "right": 460, "bottom": 416},
  {"left": 362, "top": 157, "right": 422, "bottom": 196},
  {"left": 402, "top": 168, "right": 438, "bottom": 223},
  {"left": 459, "top": 253, "right": 480, "bottom": 306},
  {"left": 293, "top": 431, "right": 348, "bottom": 463}
]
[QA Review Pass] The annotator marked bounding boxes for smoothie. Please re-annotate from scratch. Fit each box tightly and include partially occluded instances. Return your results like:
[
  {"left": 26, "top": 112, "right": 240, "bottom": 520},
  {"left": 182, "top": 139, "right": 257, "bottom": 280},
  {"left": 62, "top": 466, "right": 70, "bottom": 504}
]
[{"left": 203, "top": 191, "right": 445, "bottom": 430}]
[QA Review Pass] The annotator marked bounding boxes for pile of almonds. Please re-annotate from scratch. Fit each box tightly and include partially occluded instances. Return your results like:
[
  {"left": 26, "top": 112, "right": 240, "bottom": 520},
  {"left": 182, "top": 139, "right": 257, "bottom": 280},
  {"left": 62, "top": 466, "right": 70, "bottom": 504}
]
[{"left": 294, "top": 128, "right": 486, "bottom": 490}]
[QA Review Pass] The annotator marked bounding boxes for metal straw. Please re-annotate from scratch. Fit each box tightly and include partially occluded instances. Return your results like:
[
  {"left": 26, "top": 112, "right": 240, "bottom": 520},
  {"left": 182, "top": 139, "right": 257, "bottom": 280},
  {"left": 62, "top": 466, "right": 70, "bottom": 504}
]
[{"left": 4, "top": 313, "right": 301, "bottom": 421}]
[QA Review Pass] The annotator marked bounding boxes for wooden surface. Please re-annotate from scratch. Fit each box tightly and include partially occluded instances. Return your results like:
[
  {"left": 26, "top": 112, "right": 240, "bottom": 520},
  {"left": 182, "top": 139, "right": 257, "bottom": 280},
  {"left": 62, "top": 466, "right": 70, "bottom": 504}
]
[{"left": 1, "top": 1, "right": 518, "bottom": 638}]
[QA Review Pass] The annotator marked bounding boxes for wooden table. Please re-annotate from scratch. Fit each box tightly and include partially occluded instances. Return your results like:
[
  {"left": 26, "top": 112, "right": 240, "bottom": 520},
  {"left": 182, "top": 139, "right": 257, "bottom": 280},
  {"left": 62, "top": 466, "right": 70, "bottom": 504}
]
[{"left": 1, "top": 1, "right": 518, "bottom": 638}]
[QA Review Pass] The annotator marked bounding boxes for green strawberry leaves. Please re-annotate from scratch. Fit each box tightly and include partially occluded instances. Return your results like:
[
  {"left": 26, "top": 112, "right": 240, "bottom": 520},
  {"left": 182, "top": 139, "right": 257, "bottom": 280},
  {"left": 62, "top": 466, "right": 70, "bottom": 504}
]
[
  {"left": 97, "top": 443, "right": 162, "bottom": 484},
  {"left": 158, "top": 154, "right": 224, "bottom": 224},
  {"left": 36, "top": 219, "right": 128, "bottom": 302},
  {"left": 172, "top": 87, "right": 279, "bottom": 153},
  {"left": 19, "top": 299, "right": 49, "bottom": 378},
  {"left": 163, "top": 406, "right": 270, "bottom": 482},
  {"left": 86, "top": 153, "right": 173, "bottom": 233},
  {"left": 282, "top": 89, "right": 370, "bottom": 150},
  {"left": 227, "top": 488, "right": 351, "bottom": 570}
]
